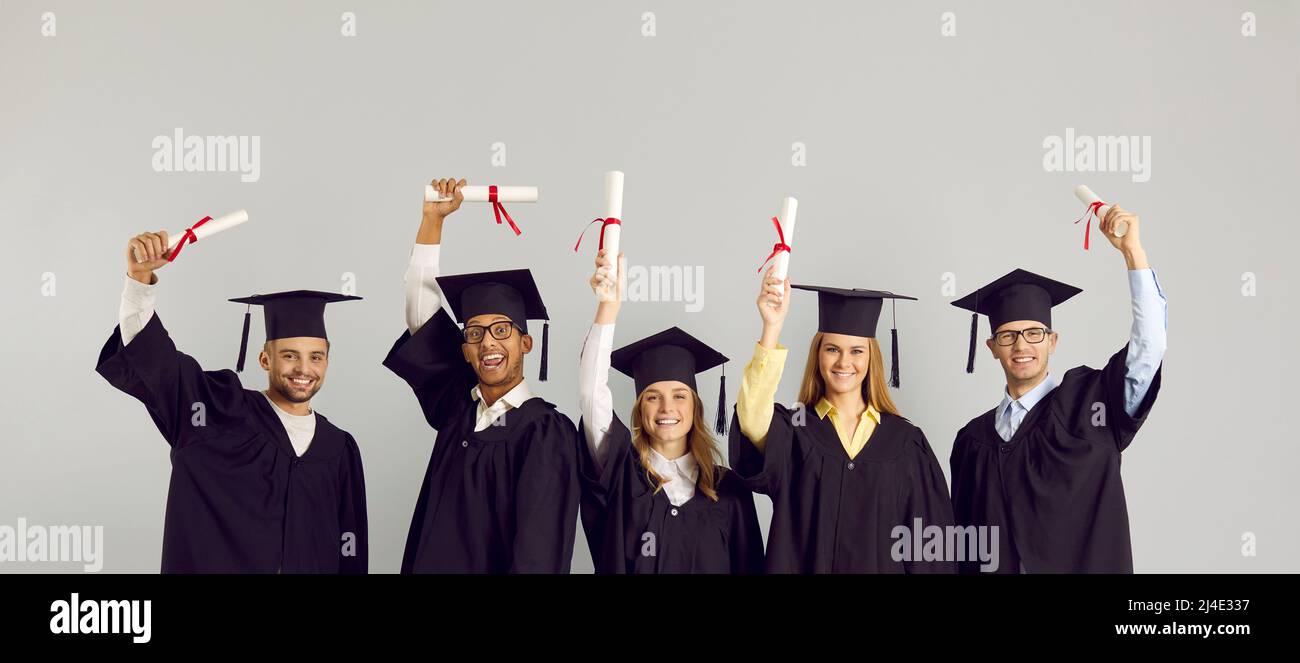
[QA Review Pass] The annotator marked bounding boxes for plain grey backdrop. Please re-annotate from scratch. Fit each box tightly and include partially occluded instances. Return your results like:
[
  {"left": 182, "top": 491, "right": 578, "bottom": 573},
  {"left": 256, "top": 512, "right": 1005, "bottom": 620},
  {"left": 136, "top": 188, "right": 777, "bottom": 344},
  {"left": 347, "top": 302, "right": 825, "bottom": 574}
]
[{"left": 2, "top": 0, "right": 1296, "bottom": 573}]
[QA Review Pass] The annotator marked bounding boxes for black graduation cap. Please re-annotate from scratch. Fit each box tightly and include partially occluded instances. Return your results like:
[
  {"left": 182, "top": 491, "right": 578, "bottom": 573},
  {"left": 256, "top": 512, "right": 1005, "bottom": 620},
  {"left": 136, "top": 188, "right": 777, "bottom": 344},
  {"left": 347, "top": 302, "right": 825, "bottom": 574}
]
[
  {"left": 435, "top": 268, "right": 551, "bottom": 381},
  {"left": 228, "top": 290, "right": 363, "bottom": 372},
  {"left": 791, "top": 284, "right": 917, "bottom": 388},
  {"left": 951, "top": 268, "right": 1083, "bottom": 373},
  {"left": 610, "top": 327, "right": 730, "bottom": 434}
]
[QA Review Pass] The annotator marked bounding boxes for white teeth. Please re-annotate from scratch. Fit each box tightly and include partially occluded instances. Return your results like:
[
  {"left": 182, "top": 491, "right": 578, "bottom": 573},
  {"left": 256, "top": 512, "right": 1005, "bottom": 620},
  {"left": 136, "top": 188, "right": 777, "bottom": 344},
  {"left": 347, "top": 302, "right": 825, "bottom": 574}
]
[
  {"left": 656, "top": 419, "right": 680, "bottom": 425},
  {"left": 483, "top": 354, "right": 504, "bottom": 361},
  {"left": 832, "top": 371, "right": 855, "bottom": 377},
  {"left": 1013, "top": 357, "right": 1034, "bottom": 363}
]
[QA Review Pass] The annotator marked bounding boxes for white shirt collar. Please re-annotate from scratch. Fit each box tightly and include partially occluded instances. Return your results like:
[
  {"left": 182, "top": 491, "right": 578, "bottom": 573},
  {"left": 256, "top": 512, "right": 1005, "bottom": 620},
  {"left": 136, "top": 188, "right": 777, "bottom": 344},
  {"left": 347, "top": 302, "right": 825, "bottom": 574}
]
[
  {"left": 470, "top": 380, "right": 534, "bottom": 431},
  {"left": 470, "top": 379, "right": 534, "bottom": 410},
  {"left": 648, "top": 447, "right": 699, "bottom": 507},
  {"left": 998, "top": 372, "right": 1058, "bottom": 416}
]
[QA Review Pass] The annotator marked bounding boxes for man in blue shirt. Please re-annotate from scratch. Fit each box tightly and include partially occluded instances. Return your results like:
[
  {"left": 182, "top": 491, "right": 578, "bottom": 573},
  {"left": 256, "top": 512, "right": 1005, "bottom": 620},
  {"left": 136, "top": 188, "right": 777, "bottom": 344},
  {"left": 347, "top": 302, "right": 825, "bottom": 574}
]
[{"left": 949, "top": 205, "right": 1167, "bottom": 573}]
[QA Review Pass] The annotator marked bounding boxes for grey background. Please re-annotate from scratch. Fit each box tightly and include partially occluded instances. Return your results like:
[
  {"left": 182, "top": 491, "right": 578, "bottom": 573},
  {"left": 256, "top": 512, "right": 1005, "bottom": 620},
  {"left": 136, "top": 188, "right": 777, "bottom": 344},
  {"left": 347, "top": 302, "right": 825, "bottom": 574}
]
[{"left": 2, "top": 0, "right": 1296, "bottom": 573}]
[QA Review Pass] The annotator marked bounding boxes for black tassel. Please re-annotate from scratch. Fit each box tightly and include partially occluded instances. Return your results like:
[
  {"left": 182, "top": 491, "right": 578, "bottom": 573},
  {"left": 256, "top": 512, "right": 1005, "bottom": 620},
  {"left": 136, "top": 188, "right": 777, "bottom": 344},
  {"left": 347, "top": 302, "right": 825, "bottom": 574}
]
[
  {"left": 890, "top": 327, "right": 900, "bottom": 388},
  {"left": 236, "top": 307, "right": 251, "bottom": 372},
  {"left": 965, "top": 312, "right": 978, "bottom": 374},
  {"left": 715, "top": 368, "right": 727, "bottom": 435},
  {"left": 538, "top": 321, "right": 549, "bottom": 381},
  {"left": 888, "top": 299, "right": 900, "bottom": 388}
]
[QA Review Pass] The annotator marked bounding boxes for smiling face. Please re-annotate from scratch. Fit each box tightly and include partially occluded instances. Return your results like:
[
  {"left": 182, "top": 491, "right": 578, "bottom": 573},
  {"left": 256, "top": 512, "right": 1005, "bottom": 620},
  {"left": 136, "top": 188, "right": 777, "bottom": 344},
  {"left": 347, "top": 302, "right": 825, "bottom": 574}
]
[
  {"left": 987, "top": 320, "right": 1057, "bottom": 386},
  {"left": 638, "top": 380, "right": 695, "bottom": 445},
  {"left": 818, "top": 332, "right": 872, "bottom": 398},
  {"left": 461, "top": 313, "right": 532, "bottom": 388},
  {"left": 260, "top": 337, "right": 329, "bottom": 403}
]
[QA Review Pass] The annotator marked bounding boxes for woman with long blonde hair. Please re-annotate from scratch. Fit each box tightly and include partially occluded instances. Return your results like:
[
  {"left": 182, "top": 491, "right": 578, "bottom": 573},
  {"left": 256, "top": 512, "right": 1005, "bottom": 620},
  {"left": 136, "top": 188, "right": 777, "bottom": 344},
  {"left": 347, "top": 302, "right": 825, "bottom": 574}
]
[
  {"left": 729, "top": 265, "right": 955, "bottom": 573},
  {"left": 576, "top": 250, "right": 763, "bottom": 573}
]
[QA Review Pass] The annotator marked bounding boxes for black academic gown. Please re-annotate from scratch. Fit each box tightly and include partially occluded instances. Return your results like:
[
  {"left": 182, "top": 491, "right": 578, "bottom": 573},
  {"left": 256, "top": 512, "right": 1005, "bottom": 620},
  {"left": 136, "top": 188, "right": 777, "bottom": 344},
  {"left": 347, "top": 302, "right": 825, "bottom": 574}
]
[
  {"left": 949, "top": 345, "right": 1163, "bottom": 574},
  {"left": 576, "top": 414, "right": 765, "bottom": 574},
  {"left": 94, "top": 314, "right": 369, "bottom": 574},
  {"left": 729, "top": 404, "right": 956, "bottom": 573},
  {"left": 383, "top": 309, "right": 581, "bottom": 573}
]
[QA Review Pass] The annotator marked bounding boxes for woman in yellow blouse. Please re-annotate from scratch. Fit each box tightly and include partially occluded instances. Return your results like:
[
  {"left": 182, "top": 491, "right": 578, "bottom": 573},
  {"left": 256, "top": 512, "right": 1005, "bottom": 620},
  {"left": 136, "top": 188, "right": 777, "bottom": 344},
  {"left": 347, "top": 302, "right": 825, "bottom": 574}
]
[{"left": 728, "top": 265, "right": 955, "bottom": 573}]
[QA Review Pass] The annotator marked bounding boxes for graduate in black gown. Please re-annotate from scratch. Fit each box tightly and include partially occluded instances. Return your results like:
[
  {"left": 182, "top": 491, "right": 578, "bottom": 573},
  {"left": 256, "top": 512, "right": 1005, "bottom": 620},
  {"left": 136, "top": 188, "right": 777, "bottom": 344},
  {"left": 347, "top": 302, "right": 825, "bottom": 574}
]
[
  {"left": 382, "top": 177, "right": 581, "bottom": 573},
  {"left": 95, "top": 229, "right": 368, "bottom": 573},
  {"left": 575, "top": 249, "right": 764, "bottom": 574},
  {"left": 949, "top": 205, "right": 1166, "bottom": 573},
  {"left": 729, "top": 266, "right": 956, "bottom": 573}
]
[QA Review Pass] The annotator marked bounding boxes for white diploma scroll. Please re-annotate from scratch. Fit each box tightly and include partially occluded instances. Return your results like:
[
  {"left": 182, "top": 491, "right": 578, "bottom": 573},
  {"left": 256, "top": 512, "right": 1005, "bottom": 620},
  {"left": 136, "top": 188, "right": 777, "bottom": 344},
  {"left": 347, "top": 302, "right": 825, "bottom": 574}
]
[
  {"left": 1074, "top": 185, "right": 1126, "bottom": 238},
  {"left": 424, "top": 185, "right": 539, "bottom": 203},
  {"left": 601, "top": 171, "right": 624, "bottom": 283},
  {"left": 774, "top": 196, "right": 798, "bottom": 281},
  {"left": 149, "top": 209, "right": 249, "bottom": 262}
]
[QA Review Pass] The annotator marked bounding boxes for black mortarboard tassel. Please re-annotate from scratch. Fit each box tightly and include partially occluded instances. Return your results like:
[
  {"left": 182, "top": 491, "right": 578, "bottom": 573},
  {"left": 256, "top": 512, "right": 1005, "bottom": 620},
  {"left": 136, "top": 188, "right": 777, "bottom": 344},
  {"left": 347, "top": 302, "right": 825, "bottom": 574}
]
[
  {"left": 539, "top": 321, "right": 549, "bottom": 382},
  {"left": 715, "top": 365, "right": 727, "bottom": 435},
  {"left": 965, "top": 312, "right": 978, "bottom": 374},
  {"left": 236, "top": 303, "right": 252, "bottom": 373},
  {"left": 889, "top": 299, "right": 900, "bottom": 388}
]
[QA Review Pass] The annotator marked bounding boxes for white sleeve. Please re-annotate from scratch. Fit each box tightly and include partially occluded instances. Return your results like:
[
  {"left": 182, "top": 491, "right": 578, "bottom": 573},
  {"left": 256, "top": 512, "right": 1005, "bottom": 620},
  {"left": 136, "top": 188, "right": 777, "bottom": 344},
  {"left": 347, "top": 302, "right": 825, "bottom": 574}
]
[
  {"left": 119, "top": 275, "right": 158, "bottom": 345},
  {"left": 577, "top": 323, "right": 616, "bottom": 470},
  {"left": 404, "top": 243, "right": 443, "bottom": 335}
]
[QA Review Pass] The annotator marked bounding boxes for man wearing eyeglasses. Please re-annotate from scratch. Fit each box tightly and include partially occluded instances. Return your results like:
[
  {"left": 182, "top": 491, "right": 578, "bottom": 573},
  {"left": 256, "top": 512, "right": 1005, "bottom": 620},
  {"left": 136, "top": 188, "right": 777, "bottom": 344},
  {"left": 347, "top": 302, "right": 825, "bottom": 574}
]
[
  {"left": 382, "top": 177, "right": 581, "bottom": 573},
  {"left": 949, "top": 205, "right": 1167, "bottom": 573}
]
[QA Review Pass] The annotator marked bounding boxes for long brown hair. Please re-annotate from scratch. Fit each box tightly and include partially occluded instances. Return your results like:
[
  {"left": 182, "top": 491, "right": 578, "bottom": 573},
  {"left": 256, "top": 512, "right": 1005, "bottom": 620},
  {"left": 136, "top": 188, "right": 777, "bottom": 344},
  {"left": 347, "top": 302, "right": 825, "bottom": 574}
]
[
  {"left": 796, "top": 332, "right": 900, "bottom": 416},
  {"left": 629, "top": 389, "right": 723, "bottom": 502}
]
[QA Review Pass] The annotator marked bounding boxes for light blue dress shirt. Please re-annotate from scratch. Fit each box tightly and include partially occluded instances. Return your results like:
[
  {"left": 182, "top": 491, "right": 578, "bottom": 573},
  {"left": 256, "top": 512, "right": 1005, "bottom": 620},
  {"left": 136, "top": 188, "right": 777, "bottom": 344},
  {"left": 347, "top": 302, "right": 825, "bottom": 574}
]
[{"left": 995, "top": 268, "right": 1167, "bottom": 442}]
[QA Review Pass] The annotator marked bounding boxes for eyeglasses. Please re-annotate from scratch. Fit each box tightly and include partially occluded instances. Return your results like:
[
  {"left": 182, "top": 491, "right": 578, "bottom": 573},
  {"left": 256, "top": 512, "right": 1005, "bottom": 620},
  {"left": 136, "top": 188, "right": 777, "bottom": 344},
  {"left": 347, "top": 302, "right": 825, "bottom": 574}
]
[
  {"left": 993, "top": 327, "right": 1052, "bottom": 346},
  {"left": 463, "top": 321, "right": 519, "bottom": 344}
]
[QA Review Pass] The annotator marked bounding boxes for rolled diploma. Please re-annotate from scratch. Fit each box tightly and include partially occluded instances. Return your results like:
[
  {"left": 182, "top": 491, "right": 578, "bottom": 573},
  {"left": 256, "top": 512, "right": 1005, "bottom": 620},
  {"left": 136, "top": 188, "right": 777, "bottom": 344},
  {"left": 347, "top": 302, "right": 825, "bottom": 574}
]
[
  {"left": 1074, "top": 185, "right": 1126, "bottom": 237},
  {"left": 160, "top": 209, "right": 250, "bottom": 256},
  {"left": 424, "top": 185, "right": 538, "bottom": 203},
  {"left": 774, "top": 196, "right": 798, "bottom": 281},
  {"left": 602, "top": 171, "right": 623, "bottom": 284}
]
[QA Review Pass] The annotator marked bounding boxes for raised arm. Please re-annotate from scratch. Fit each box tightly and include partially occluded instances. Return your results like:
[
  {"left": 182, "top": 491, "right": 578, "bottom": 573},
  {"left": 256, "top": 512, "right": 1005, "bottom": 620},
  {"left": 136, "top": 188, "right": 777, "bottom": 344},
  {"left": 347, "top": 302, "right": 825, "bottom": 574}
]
[
  {"left": 577, "top": 249, "right": 624, "bottom": 470},
  {"left": 98, "top": 230, "right": 245, "bottom": 447},
  {"left": 1100, "top": 205, "right": 1167, "bottom": 417},
  {"left": 405, "top": 177, "right": 465, "bottom": 334},
  {"left": 735, "top": 264, "right": 791, "bottom": 452},
  {"left": 120, "top": 230, "right": 170, "bottom": 344}
]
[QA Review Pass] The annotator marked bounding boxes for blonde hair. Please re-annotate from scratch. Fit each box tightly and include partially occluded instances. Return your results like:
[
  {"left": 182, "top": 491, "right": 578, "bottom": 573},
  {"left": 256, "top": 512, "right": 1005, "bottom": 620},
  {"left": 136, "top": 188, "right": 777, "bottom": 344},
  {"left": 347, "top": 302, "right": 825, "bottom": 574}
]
[
  {"left": 796, "top": 332, "right": 900, "bottom": 416},
  {"left": 629, "top": 389, "right": 723, "bottom": 502}
]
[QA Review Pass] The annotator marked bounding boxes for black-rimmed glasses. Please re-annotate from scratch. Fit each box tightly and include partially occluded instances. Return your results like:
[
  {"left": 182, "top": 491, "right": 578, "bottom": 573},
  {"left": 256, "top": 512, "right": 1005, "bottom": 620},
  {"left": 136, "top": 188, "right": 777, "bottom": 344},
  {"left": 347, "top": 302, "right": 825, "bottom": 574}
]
[
  {"left": 463, "top": 321, "right": 519, "bottom": 344},
  {"left": 993, "top": 327, "right": 1052, "bottom": 346}
]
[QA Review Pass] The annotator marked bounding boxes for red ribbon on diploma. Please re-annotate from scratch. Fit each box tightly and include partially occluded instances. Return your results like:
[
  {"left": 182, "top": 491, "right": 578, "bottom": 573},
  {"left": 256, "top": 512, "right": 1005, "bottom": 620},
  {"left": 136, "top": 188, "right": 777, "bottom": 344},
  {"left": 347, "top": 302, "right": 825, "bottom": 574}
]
[
  {"left": 757, "top": 216, "right": 792, "bottom": 272},
  {"left": 166, "top": 216, "right": 212, "bottom": 262},
  {"left": 1074, "top": 200, "right": 1104, "bottom": 251},
  {"left": 573, "top": 217, "right": 621, "bottom": 252},
  {"left": 489, "top": 185, "right": 522, "bottom": 236}
]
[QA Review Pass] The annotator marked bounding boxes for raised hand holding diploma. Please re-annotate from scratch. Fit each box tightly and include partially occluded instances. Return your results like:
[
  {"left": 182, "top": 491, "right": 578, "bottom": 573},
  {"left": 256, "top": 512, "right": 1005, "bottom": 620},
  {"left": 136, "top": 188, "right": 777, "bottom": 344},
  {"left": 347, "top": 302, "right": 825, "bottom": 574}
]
[
  {"left": 127, "top": 230, "right": 170, "bottom": 284},
  {"left": 424, "top": 177, "right": 466, "bottom": 217},
  {"left": 756, "top": 263, "right": 791, "bottom": 349},
  {"left": 1074, "top": 185, "right": 1127, "bottom": 249},
  {"left": 1100, "top": 204, "right": 1148, "bottom": 269},
  {"left": 424, "top": 182, "right": 535, "bottom": 235},
  {"left": 591, "top": 249, "right": 626, "bottom": 318}
]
